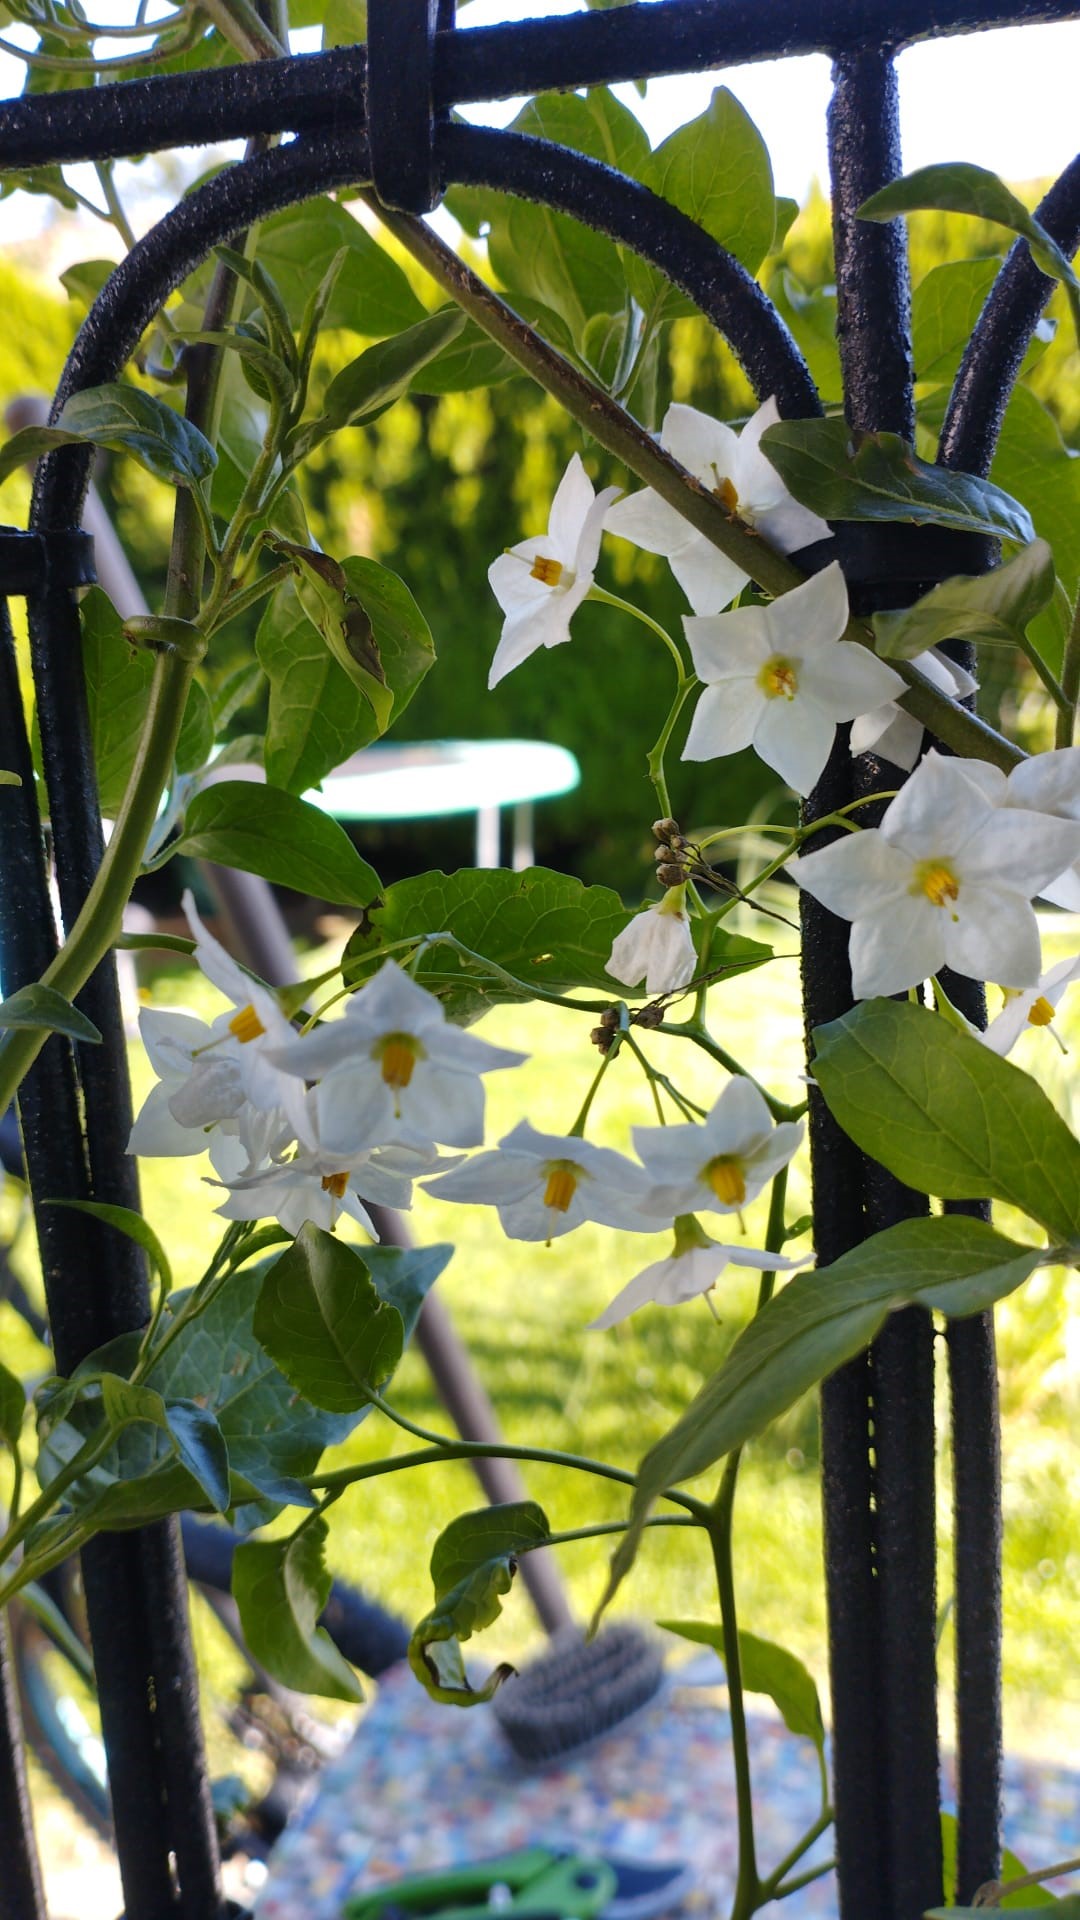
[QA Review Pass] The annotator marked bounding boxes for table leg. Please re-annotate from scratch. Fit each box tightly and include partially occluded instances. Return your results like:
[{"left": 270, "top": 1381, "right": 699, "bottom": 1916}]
[
  {"left": 511, "top": 801, "right": 534, "bottom": 871},
  {"left": 475, "top": 803, "right": 501, "bottom": 867}
]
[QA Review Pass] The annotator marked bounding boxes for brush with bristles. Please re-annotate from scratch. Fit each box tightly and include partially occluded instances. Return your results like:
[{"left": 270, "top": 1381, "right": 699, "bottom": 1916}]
[{"left": 492, "top": 1623, "right": 665, "bottom": 1765}]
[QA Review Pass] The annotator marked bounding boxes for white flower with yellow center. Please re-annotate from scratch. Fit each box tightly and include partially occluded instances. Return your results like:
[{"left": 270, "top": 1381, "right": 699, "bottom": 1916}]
[
  {"left": 606, "top": 888, "right": 697, "bottom": 995},
  {"left": 981, "top": 954, "right": 1080, "bottom": 1056},
  {"left": 265, "top": 958, "right": 526, "bottom": 1157},
  {"left": 631, "top": 1078, "right": 804, "bottom": 1221},
  {"left": 604, "top": 396, "right": 831, "bottom": 616},
  {"left": 944, "top": 745, "right": 1080, "bottom": 910},
  {"left": 794, "top": 752, "right": 1080, "bottom": 999},
  {"left": 849, "top": 647, "right": 978, "bottom": 771},
  {"left": 487, "top": 454, "right": 620, "bottom": 688},
  {"left": 680, "top": 563, "right": 905, "bottom": 798},
  {"left": 421, "top": 1120, "right": 657, "bottom": 1242},
  {"left": 209, "top": 1112, "right": 452, "bottom": 1238},
  {"left": 591, "top": 1213, "right": 810, "bottom": 1329}
]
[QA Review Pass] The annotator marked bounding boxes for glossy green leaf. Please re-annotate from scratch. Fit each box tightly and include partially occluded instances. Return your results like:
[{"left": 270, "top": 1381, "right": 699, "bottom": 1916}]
[
  {"left": 940, "top": 1813, "right": 1059, "bottom": 1910},
  {"left": 991, "top": 384, "right": 1080, "bottom": 675},
  {"left": 253, "top": 200, "right": 425, "bottom": 336},
  {"left": 858, "top": 163, "right": 1080, "bottom": 339},
  {"left": 48, "top": 1198, "right": 172, "bottom": 1299},
  {"left": 766, "top": 267, "right": 841, "bottom": 403},
  {"left": 596, "top": 1215, "right": 1042, "bottom": 1618},
  {"left": 264, "top": 543, "right": 390, "bottom": 727},
  {"left": 0, "top": 1359, "right": 26, "bottom": 1452},
  {"left": 99, "top": 1372, "right": 167, "bottom": 1433},
  {"left": 253, "top": 1223, "right": 404, "bottom": 1414},
  {"left": 80, "top": 587, "right": 211, "bottom": 810},
  {"left": 759, "top": 417, "right": 1034, "bottom": 543},
  {"left": 0, "top": 384, "right": 216, "bottom": 490},
  {"left": 256, "top": 580, "right": 370, "bottom": 794},
  {"left": 0, "top": 984, "right": 100, "bottom": 1045},
  {"left": 912, "top": 257, "right": 1001, "bottom": 387},
  {"left": 302, "top": 306, "right": 466, "bottom": 444},
  {"left": 870, "top": 539, "right": 1055, "bottom": 660},
  {"left": 169, "top": 781, "right": 380, "bottom": 908},
  {"left": 164, "top": 1400, "right": 231, "bottom": 1513},
  {"left": 59, "top": 258, "right": 115, "bottom": 309},
  {"left": 813, "top": 999, "right": 1080, "bottom": 1242},
  {"left": 659, "top": 1619, "right": 825, "bottom": 1754},
  {"left": 210, "top": 357, "right": 270, "bottom": 519},
  {"left": 360, "top": 1241, "right": 454, "bottom": 1347},
  {"left": 342, "top": 866, "right": 771, "bottom": 1023},
  {"left": 626, "top": 88, "right": 776, "bottom": 326},
  {"left": 322, "top": 0, "right": 366, "bottom": 47},
  {"left": 408, "top": 318, "right": 518, "bottom": 393},
  {"left": 409, "top": 1502, "right": 548, "bottom": 1706},
  {"left": 233, "top": 1517, "right": 363, "bottom": 1702},
  {"left": 929, "top": 1908, "right": 1077, "bottom": 1919}
]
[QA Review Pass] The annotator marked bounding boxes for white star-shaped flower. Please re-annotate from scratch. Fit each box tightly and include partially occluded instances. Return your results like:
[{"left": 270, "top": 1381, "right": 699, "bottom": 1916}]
[
  {"left": 794, "top": 751, "right": 1080, "bottom": 999},
  {"left": 632, "top": 1078, "right": 804, "bottom": 1220},
  {"left": 604, "top": 396, "right": 831, "bottom": 616},
  {"left": 606, "top": 890, "right": 697, "bottom": 995},
  {"left": 849, "top": 647, "right": 978, "bottom": 771},
  {"left": 591, "top": 1214, "right": 810, "bottom": 1329},
  {"left": 981, "top": 954, "right": 1080, "bottom": 1055},
  {"left": 487, "top": 454, "right": 620, "bottom": 688},
  {"left": 265, "top": 959, "right": 526, "bottom": 1157},
  {"left": 680, "top": 563, "right": 905, "bottom": 797},
  {"left": 421, "top": 1120, "right": 657, "bottom": 1242},
  {"left": 210, "top": 1104, "right": 452, "bottom": 1237}
]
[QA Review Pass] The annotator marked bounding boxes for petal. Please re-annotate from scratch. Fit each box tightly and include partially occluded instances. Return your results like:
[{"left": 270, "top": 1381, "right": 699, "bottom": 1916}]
[
  {"left": 668, "top": 537, "right": 748, "bottom": 616},
  {"left": 682, "top": 681, "right": 761, "bottom": 763},
  {"left": 128, "top": 1083, "right": 208, "bottom": 1157},
  {"left": 802, "top": 642, "right": 906, "bottom": 718},
  {"left": 427, "top": 1026, "right": 527, "bottom": 1074},
  {"left": 959, "top": 809, "right": 1080, "bottom": 896},
  {"left": 1004, "top": 745, "right": 1080, "bottom": 819},
  {"left": 795, "top": 830, "right": 913, "bottom": 922},
  {"left": 1040, "top": 864, "right": 1080, "bottom": 911},
  {"left": 572, "top": 484, "right": 622, "bottom": 580},
  {"left": 850, "top": 703, "right": 923, "bottom": 771},
  {"left": 631, "top": 1117, "right": 706, "bottom": 1183},
  {"left": 604, "top": 487, "right": 699, "bottom": 559},
  {"left": 488, "top": 591, "right": 578, "bottom": 689},
  {"left": 407, "top": 1061, "right": 488, "bottom": 1147},
  {"left": 346, "top": 959, "right": 448, "bottom": 1039},
  {"left": 590, "top": 1246, "right": 731, "bottom": 1329},
  {"left": 488, "top": 546, "right": 551, "bottom": 618},
  {"left": 754, "top": 495, "right": 834, "bottom": 554},
  {"left": 765, "top": 563, "right": 848, "bottom": 657},
  {"left": 662, "top": 403, "right": 740, "bottom": 483},
  {"left": 879, "top": 752, "right": 994, "bottom": 856},
  {"left": 943, "top": 886, "right": 1043, "bottom": 989},
  {"left": 848, "top": 896, "right": 945, "bottom": 998},
  {"left": 701, "top": 1076, "right": 776, "bottom": 1155},
  {"left": 547, "top": 453, "right": 598, "bottom": 557},
  {"left": 731, "top": 397, "right": 787, "bottom": 510},
  {"left": 752, "top": 695, "right": 836, "bottom": 797},
  {"left": 422, "top": 1149, "right": 538, "bottom": 1206},
  {"left": 182, "top": 889, "right": 251, "bottom": 1008},
  {"left": 137, "top": 1006, "right": 213, "bottom": 1075},
  {"left": 683, "top": 606, "right": 772, "bottom": 684},
  {"left": 315, "top": 1070, "right": 396, "bottom": 1157}
]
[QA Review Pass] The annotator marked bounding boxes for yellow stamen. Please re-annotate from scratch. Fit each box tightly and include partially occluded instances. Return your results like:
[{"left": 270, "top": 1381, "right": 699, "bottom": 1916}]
[
  {"left": 715, "top": 475, "right": 740, "bottom": 516},
  {"left": 1028, "top": 995, "right": 1055, "bottom": 1028},
  {"left": 376, "top": 1032, "right": 419, "bottom": 1089},
  {"left": 759, "top": 655, "right": 798, "bottom": 701},
  {"left": 530, "top": 554, "right": 564, "bottom": 587},
  {"left": 229, "top": 1003, "right": 266, "bottom": 1044},
  {"left": 914, "top": 862, "right": 960, "bottom": 909},
  {"left": 321, "top": 1172, "right": 349, "bottom": 1199},
  {"left": 704, "top": 1156, "right": 746, "bottom": 1206},
  {"left": 542, "top": 1163, "right": 579, "bottom": 1213}
]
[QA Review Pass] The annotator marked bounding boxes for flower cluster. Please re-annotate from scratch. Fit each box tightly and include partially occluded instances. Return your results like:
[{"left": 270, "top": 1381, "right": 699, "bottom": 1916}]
[{"left": 129, "top": 911, "right": 806, "bottom": 1328}]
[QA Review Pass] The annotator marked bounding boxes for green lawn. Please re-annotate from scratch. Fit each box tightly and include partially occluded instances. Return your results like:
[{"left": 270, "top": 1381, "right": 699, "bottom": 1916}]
[{"left": 4, "top": 917, "right": 1080, "bottom": 1762}]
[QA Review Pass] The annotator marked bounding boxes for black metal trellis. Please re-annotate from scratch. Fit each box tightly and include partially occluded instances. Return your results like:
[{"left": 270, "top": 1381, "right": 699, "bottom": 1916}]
[{"left": 1, "top": 4, "right": 1078, "bottom": 1917}]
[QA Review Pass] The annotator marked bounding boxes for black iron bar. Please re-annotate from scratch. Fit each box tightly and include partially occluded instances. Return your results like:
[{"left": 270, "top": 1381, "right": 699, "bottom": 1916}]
[{"left": 4, "top": 0, "right": 1080, "bottom": 173}]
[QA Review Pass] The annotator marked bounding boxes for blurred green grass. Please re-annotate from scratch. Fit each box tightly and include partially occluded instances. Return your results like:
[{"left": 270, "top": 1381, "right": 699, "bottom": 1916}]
[{"left": 4, "top": 916, "right": 1080, "bottom": 1761}]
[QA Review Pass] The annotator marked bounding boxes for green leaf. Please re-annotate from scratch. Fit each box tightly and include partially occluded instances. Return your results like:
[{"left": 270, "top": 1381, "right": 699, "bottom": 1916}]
[
  {"left": 813, "top": 999, "right": 1080, "bottom": 1242},
  {"left": 858, "top": 163, "right": 1080, "bottom": 341},
  {"left": 0, "top": 384, "right": 216, "bottom": 491},
  {"left": 409, "top": 1502, "right": 548, "bottom": 1706},
  {"left": 940, "top": 1814, "right": 1060, "bottom": 1911},
  {"left": 0, "top": 1359, "right": 26, "bottom": 1452},
  {"left": 47, "top": 1199, "right": 172, "bottom": 1299},
  {"left": 165, "top": 1401, "right": 231, "bottom": 1513},
  {"left": 408, "top": 318, "right": 519, "bottom": 394},
  {"left": 99, "top": 1373, "right": 168, "bottom": 1433},
  {"left": 263, "top": 543, "right": 391, "bottom": 727},
  {"left": 253, "top": 201, "right": 425, "bottom": 336},
  {"left": 303, "top": 307, "right": 466, "bottom": 444},
  {"left": 210, "top": 356, "right": 271, "bottom": 520},
  {"left": 929, "top": 1908, "right": 1076, "bottom": 1919},
  {"left": 253, "top": 1223, "right": 404, "bottom": 1414},
  {"left": 759, "top": 416, "right": 1034, "bottom": 544},
  {"left": 0, "top": 984, "right": 100, "bottom": 1045},
  {"left": 626, "top": 88, "right": 776, "bottom": 326},
  {"left": 912, "top": 257, "right": 1001, "bottom": 387},
  {"left": 342, "top": 866, "right": 770, "bottom": 1023},
  {"left": 659, "top": 1619, "right": 825, "bottom": 1754},
  {"left": 233, "top": 1517, "right": 363, "bottom": 1702},
  {"left": 766, "top": 268, "right": 841, "bottom": 403},
  {"left": 322, "top": 0, "right": 366, "bottom": 46},
  {"left": 870, "top": 539, "right": 1055, "bottom": 661},
  {"left": 169, "top": 781, "right": 380, "bottom": 908},
  {"left": 59, "top": 258, "right": 115, "bottom": 309},
  {"left": 991, "top": 384, "right": 1080, "bottom": 677},
  {"left": 360, "top": 1241, "right": 453, "bottom": 1346},
  {"left": 37, "top": 1263, "right": 362, "bottom": 1526},
  {"left": 596, "top": 1215, "right": 1042, "bottom": 1619}
]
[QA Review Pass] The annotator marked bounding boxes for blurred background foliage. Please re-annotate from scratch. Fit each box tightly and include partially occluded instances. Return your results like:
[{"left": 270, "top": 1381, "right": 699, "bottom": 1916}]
[{"left": 2, "top": 176, "right": 1078, "bottom": 895}]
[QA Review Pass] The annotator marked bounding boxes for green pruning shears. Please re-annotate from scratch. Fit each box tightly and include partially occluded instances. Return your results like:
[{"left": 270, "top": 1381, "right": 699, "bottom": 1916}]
[{"left": 345, "top": 1847, "right": 618, "bottom": 1920}]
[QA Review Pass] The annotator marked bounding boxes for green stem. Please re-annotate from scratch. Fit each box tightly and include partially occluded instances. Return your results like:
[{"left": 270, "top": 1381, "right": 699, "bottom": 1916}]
[
  {"left": 199, "top": 0, "right": 283, "bottom": 58},
  {"left": 586, "top": 584, "right": 687, "bottom": 680},
  {"left": 624, "top": 1032, "right": 706, "bottom": 1121},
  {"left": 539, "top": 1515, "right": 699, "bottom": 1549},
  {"left": 706, "top": 1173, "right": 788, "bottom": 1920},
  {"left": 310, "top": 1441, "right": 712, "bottom": 1523},
  {"left": 659, "top": 1021, "right": 802, "bottom": 1125},
  {"left": 417, "top": 931, "right": 618, "bottom": 1013},
  {"left": 1056, "top": 590, "right": 1080, "bottom": 748},
  {"left": 771, "top": 1858, "right": 837, "bottom": 1900},
  {"left": 759, "top": 1808, "right": 834, "bottom": 1901},
  {"left": 203, "top": 560, "right": 293, "bottom": 634},
  {"left": 568, "top": 1022, "right": 627, "bottom": 1136},
  {"left": 646, "top": 677, "right": 695, "bottom": 820}
]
